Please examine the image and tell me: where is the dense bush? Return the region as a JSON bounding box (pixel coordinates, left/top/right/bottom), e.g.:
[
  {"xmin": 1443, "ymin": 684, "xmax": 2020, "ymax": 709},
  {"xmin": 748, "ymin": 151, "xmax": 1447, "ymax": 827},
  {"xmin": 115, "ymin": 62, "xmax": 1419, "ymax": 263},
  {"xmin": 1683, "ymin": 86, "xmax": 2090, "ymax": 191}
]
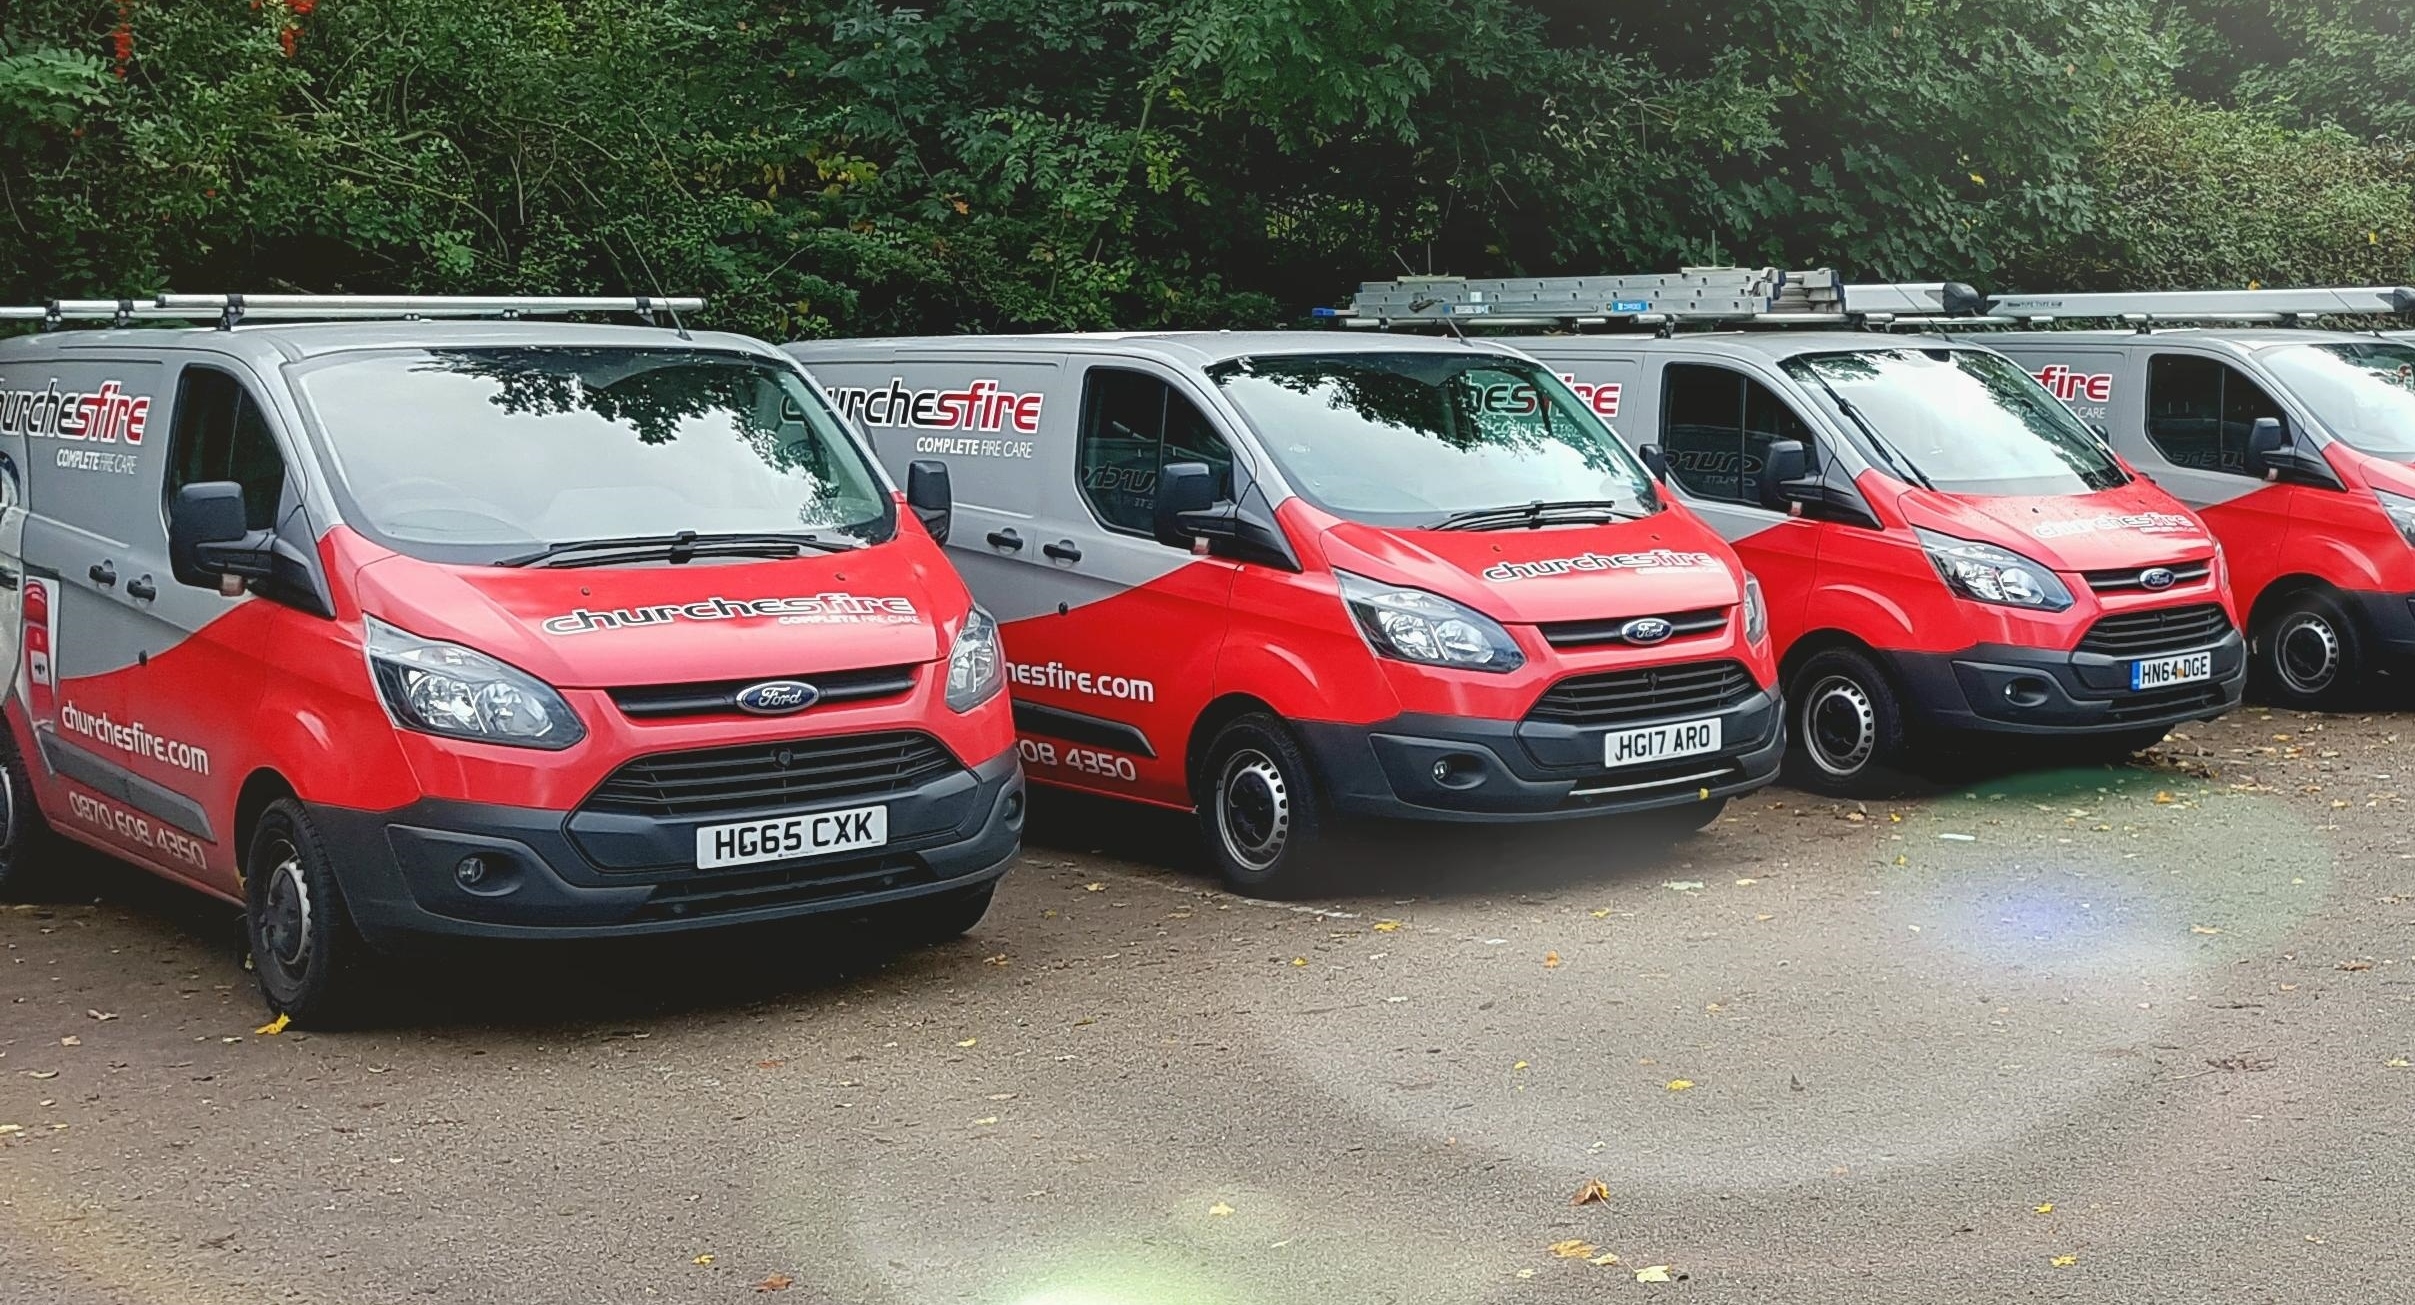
[{"xmin": 0, "ymin": 1, "xmax": 2409, "ymax": 335}]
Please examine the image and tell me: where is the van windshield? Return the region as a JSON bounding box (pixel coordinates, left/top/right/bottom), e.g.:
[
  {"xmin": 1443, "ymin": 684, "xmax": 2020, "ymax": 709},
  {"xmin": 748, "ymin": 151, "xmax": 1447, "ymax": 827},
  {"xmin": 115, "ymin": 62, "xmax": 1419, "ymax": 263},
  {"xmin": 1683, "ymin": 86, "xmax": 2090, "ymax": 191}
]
[
  {"xmin": 2259, "ymin": 341, "xmax": 2415, "ymax": 458},
  {"xmin": 293, "ymin": 347, "xmax": 893, "ymax": 563},
  {"xmin": 1781, "ymin": 347, "xmax": 2129, "ymax": 496},
  {"xmin": 1202, "ymin": 352, "xmax": 1659, "ymax": 527}
]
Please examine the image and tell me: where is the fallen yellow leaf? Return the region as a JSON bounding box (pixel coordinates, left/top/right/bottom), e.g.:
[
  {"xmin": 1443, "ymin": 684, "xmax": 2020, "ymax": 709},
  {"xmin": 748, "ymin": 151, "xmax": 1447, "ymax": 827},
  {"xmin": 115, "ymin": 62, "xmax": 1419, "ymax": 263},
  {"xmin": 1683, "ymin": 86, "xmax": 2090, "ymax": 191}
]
[
  {"xmin": 1543, "ymin": 951, "xmax": 1562, "ymax": 969},
  {"xmin": 1514, "ymin": 1269, "xmax": 1536, "ymax": 1280},
  {"xmin": 1635, "ymin": 1265, "xmax": 1675, "ymax": 1283},
  {"xmin": 972, "ymin": 1116, "xmax": 998, "ymax": 1125},
  {"xmin": 755, "ymin": 1274, "xmax": 795, "ymax": 1293},
  {"xmin": 1589, "ymin": 1252, "xmax": 1622, "ymax": 1266},
  {"xmin": 2035, "ymin": 1202, "xmax": 2055, "ymax": 1214},
  {"xmin": 254, "ymin": 1014, "xmax": 290, "ymax": 1036},
  {"xmin": 1372, "ymin": 920, "xmax": 1401, "ymax": 933},
  {"xmin": 2387, "ymin": 1058, "xmax": 2410, "ymax": 1068},
  {"xmin": 2050, "ymin": 1255, "xmax": 2077, "ymax": 1268},
  {"xmin": 1571, "ymin": 1178, "xmax": 1612, "ymax": 1206},
  {"xmin": 2153, "ymin": 791, "xmax": 2174, "ymax": 804},
  {"xmin": 1290, "ymin": 957, "xmax": 1307, "ymax": 967},
  {"xmin": 693, "ymin": 1253, "xmax": 716, "ymax": 1266},
  {"xmin": 1083, "ymin": 882, "xmax": 1105, "ymax": 892},
  {"xmin": 2190, "ymin": 926, "xmax": 2221, "ymax": 936},
  {"xmin": 1589, "ymin": 908, "xmax": 1612, "ymax": 919},
  {"xmin": 1512, "ymin": 1060, "xmax": 1530, "ymax": 1070},
  {"xmin": 955, "ymin": 1038, "xmax": 977, "ymax": 1048},
  {"xmin": 1665, "ymin": 1079, "xmax": 1695, "ymax": 1092},
  {"xmin": 1549, "ymin": 1239, "xmax": 1596, "ymax": 1259},
  {"xmin": 1208, "ymin": 1202, "xmax": 1234, "ymax": 1217},
  {"xmin": 59, "ymin": 1036, "xmax": 80, "ymax": 1047}
]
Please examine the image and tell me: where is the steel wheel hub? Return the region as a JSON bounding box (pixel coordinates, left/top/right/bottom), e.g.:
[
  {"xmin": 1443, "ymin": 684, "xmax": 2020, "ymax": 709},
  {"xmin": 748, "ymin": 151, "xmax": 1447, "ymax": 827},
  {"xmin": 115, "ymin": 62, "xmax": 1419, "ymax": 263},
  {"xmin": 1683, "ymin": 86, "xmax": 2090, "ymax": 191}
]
[
  {"xmin": 1804, "ymin": 675, "xmax": 1879, "ymax": 776},
  {"xmin": 2275, "ymin": 614, "xmax": 2341, "ymax": 695},
  {"xmin": 259, "ymin": 843, "xmax": 314, "ymax": 972},
  {"xmin": 1217, "ymin": 749, "xmax": 1292, "ymax": 872}
]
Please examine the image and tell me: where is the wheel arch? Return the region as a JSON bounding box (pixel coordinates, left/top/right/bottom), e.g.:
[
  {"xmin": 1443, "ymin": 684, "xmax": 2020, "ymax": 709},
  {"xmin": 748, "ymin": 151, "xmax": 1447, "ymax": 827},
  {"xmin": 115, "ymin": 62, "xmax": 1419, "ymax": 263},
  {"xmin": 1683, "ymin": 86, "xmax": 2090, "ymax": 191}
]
[
  {"xmin": 1182, "ymin": 691, "xmax": 1283, "ymax": 804},
  {"xmin": 233, "ymin": 768, "xmax": 299, "ymax": 872}
]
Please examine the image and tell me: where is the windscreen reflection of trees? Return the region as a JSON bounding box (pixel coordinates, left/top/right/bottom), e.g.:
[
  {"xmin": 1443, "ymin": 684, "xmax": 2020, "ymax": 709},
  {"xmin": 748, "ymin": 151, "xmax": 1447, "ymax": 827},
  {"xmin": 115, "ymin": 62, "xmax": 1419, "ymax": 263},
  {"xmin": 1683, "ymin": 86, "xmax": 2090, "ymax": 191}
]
[
  {"xmin": 1206, "ymin": 355, "xmax": 1633, "ymax": 480},
  {"xmin": 1790, "ymin": 350, "xmax": 2123, "ymax": 490},
  {"xmin": 412, "ymin": 349, "xmax": 856, "ymax": 529}
]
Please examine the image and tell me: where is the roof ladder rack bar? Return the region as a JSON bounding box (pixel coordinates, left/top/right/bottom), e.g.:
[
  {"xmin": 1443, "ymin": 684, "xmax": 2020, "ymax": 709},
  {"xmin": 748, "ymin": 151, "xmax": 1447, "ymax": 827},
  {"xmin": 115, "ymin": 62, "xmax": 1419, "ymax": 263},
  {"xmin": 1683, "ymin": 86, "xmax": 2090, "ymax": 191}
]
[
  {"xmin": 1318, "ymin": 269, "xmax": 1979, "ymax": 329},
  {"xmin": 1987, "ymin": 286, "xmax": 2415, "ymax": 324}
]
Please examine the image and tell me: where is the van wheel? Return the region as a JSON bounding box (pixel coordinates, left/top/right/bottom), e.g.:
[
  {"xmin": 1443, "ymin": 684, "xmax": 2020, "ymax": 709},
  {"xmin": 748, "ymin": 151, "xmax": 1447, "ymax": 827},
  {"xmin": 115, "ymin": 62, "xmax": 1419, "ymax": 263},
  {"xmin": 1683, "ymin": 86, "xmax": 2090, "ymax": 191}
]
[
  {"xmin": 1785, "ymin": 649, "xmax": 1916, "ymax": 797},
  {"xmin": 246, "ymin": 798, "xmax": 373, "ymax": 1027},
  {"xmin": 2253, "ymin": 590, "xmax": 2364, "ymax": 710},
  {"xmin": 890, "ymin": 882, "xmax": 996, "ymax": 946},
  {"xmin": 1196, "ymin": 714, "xmax": 1330, "ymax": 898},
  {"xmin": 0, "ymin": 728, "xmax": 61, "ymax": 897}
]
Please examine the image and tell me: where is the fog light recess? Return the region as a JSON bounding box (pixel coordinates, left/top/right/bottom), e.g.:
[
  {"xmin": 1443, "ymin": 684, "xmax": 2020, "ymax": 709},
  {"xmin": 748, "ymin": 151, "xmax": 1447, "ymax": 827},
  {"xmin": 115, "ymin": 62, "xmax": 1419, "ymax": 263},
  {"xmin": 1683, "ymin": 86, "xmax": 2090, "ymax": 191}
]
[
  {"xmin": 2003, "ymin": 677, "xmax": 2053, "ymax": 709},
  {"xmin": 1430, "ymin": 754, "xmax": 1486, "ymax": 789}
]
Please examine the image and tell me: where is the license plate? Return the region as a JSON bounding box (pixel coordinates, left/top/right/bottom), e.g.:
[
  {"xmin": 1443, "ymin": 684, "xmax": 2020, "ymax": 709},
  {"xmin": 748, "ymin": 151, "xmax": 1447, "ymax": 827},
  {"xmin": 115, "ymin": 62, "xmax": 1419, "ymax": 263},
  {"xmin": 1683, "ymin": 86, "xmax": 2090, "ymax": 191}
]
[
  {"xmin": 2130, "ymin": 651, "xmax": 2213, "ymax": 690},
  {"xmin": 695, "ymin": 804, "xmax": 888, "ymax": 869},
  {"xmin": 1604, "ymin": 716, "xmax": 1723, "ymax": 768}
]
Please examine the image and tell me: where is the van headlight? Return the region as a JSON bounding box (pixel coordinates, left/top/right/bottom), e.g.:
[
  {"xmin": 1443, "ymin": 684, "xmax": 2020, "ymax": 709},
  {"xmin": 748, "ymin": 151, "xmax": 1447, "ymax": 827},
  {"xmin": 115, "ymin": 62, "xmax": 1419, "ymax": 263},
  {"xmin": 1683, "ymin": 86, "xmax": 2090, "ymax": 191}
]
[
  {"xmin": 365, "ymin": 616, "xmax": 585, "ymax": 749},
  {"xmin": 1743, "ymin": 574, "xmax": 1768, "ymax": 645},
  {"xmin": 946, "ymin": 605, "xmax": 1005, "ymax": 711},
  {"xmin": 1917, "ymin": 530, "xmax": 2074, "ymax": 612},
  {"xmin": 1337, "ymin": 570, "xmax": 1524, "ymax": 673},
  {"xmin": 2377, "ymin": 490, "xmax": 2415, "ymax": 549}
]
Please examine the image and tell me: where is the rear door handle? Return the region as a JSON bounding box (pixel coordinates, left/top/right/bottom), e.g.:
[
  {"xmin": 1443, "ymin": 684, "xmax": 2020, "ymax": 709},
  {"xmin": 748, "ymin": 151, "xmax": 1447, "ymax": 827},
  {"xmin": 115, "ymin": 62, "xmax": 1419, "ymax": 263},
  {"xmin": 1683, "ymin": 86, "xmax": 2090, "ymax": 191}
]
[
  {"xmin": 1041, "ymin": 540, "xmax": 1082, "ymax": 563},
  {"xmin": 986, "ymin": 529, "xmax": 1024, "ymax": 552},
  {"xmin": 89, "ymin": 560, "xmax": 116, "ymax": 587},
  {"xmin": 125, "ymin": 575, "xmax": 157, "ymax": 602}
]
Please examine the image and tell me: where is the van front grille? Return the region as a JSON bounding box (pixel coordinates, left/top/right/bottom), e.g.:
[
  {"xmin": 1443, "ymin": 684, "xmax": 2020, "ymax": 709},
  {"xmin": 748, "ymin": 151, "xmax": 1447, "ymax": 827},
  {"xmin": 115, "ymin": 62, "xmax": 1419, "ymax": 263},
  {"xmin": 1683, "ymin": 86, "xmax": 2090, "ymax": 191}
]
[
  {"xmin": 582, "ymin": 731, "xmax": 960, "ymax": 820},
  {"xmin": 2082, "ymin": 561, "xmax": 2212, "ymax": 594},
  {"xmin": 1525, "ymin": 660, "xmax": 1758, "ymax": 728},
  {"xmin": 608, "ymin": 664, "xmax": 917, "ymax": 719},
  {"xmin": 2076, "ymin": 604, "xmax": 2232, "ymax": 657},
  {"xmin": 1537, "ymin": 607, "xmax": 1730, "ymax": 650}
]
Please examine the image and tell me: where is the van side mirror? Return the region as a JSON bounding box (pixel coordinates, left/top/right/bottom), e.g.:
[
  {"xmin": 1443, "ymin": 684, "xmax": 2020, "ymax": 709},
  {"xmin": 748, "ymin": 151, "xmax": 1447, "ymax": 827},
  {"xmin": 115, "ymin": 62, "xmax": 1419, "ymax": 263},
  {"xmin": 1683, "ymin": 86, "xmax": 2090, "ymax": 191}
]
[
  {"xmin": 1758, "ymin": 439, "xmax": 1813, "ymax": 511},
  {"xmin": 1153, "ymin": 461, "xmax": 1219, "ymax": 548},
  {"xmin": 2246, "ymin": 417, "xmax": 2288, "ymax": 472},
  {"xmin": 168, "ymin": 482, "xmax": 272, "ymax": 589},
  {"xmin": 1636, "ymin": 442, "xmax": 1671, "ymax": 483},
  {"xmin": 905, "ymin": 459, "xmax": 952, "ymax": 544},
  {"xmin": 2244, "ymin": 416, "xmax": 2339, "ymax": 487}
]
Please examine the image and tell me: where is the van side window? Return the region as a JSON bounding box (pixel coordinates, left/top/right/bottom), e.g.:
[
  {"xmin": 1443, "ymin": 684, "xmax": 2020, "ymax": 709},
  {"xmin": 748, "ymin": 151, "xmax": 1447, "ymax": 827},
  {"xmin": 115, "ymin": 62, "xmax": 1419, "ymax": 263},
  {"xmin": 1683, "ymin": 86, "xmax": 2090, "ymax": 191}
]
[
  {"xmin": 2146, "ymin": 355, "xmax": 2286, "ymax": 475},
  {"xmin": 167, "ymin": 367, "xmax": 286, "ymax": 530},
  {"xmin": 1660, "ymin": 364, "xmax": 1814, "ymax": 506},
  {"xmin": 1076, "ymin": 368, "xmax": 1234, "ymax": 537}
]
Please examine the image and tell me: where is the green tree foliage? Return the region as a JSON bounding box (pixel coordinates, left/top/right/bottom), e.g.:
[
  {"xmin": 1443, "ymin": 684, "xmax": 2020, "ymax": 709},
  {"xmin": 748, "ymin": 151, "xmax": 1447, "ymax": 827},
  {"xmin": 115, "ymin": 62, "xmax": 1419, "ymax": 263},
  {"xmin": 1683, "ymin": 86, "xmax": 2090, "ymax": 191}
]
[{"xmin": 0, "ymin": 1, "xmax": 2410, "ymax": 334}]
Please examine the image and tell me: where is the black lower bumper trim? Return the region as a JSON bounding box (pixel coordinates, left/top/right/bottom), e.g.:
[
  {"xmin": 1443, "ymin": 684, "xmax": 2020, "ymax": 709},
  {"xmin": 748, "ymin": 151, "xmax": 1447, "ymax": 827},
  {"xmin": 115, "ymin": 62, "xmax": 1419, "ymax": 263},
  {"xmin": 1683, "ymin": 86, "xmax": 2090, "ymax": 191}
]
[
  {"xmin": 1293, "ymin": 692, "xmax": 1784, "ymax": 823},
  {"xmin": 311, "ymin": 748, "xmax": 1024, "ymax": 944},
  {"xmin": 2345, "ymin": 589, "xmax": 2415, "ymax": 661},
  {"xmin": 1885, "ymin": 630, "xmax": 2246, "ymax": 735}
]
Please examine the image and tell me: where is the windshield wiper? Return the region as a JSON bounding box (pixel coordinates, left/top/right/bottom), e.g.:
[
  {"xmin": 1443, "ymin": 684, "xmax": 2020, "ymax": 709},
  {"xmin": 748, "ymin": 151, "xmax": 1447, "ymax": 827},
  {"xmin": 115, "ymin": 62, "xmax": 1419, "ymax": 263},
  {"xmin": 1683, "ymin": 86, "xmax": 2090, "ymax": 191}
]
[
  {"xmin": 1432, "ymin": 499, "xmax": 1639, "ymax": 531},
  {"xmin": 496, "ymin": 530, "xmax": 860, "ymax": 568}
]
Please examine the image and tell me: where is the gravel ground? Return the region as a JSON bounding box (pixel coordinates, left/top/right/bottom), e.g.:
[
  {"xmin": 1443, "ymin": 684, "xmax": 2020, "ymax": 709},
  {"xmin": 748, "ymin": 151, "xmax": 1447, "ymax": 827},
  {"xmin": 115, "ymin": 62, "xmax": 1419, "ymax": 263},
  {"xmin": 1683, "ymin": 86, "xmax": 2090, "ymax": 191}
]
[{"xmin": 4, "ymin": 703, "xmax": 2412, "ymax": 1305}]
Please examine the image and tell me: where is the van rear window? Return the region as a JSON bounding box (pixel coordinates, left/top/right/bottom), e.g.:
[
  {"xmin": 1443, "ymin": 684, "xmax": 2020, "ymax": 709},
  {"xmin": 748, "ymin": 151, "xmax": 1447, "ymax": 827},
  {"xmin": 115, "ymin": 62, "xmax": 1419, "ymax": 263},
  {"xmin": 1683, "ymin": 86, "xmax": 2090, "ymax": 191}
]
[{"xmin": 293, "ymin": 347, "xmax": 893, "ymax": 563}]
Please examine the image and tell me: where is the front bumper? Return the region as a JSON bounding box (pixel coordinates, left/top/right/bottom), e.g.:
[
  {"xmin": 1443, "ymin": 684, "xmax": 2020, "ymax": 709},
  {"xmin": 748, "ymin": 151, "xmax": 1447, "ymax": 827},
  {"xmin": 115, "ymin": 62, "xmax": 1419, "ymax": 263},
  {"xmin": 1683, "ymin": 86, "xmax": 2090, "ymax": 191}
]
[
  {"xmin": 2345, "ymin": 589, "xmax": 2415, "ymax": 663},
  {"xmin": 1293, "ymin": 690, "xmax": 1784, "ymax": 823},
  {"xmin": 313, "ymin": 747, "xmax": 1024, "ymax": 945},
  {"xmin": 1887, "ymin": 630, "xmax": 2246, "ymax": 735}
]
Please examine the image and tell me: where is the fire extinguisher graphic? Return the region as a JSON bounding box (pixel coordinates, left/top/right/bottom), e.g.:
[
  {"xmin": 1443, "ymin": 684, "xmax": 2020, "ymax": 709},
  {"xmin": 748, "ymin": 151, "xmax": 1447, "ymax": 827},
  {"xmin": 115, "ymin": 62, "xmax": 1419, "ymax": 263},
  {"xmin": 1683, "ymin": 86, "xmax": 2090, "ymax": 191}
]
[{"xmin": 23, "ymin": 576, "xmax": 54, "ymax": 726}]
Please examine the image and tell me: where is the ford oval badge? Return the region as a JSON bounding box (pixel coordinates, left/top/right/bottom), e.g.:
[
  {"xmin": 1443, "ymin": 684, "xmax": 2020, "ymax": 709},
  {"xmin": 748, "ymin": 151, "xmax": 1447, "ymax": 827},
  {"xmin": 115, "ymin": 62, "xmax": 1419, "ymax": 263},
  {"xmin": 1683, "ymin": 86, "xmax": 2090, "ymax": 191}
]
[
  {"xmin": 1621, "ymin": 616, "xmax": 1675, "ymax": 645},
  {"xmin": 2138, "ymin": 567, "xmax": 2177, "ymax": 591},
  {"xmin": 736, "ymin": 680, "xmax": 820, "ymax": 715}
]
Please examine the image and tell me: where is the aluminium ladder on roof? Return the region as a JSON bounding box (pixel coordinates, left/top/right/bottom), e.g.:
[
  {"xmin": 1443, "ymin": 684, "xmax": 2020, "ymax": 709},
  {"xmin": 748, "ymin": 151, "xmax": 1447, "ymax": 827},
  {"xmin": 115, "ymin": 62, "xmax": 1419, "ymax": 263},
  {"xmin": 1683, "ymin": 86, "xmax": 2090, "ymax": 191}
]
[
  {"xmin": 1985, "ymin": 286, "xmax": 2415, "ymax": 325},
  {"xmin": 1317, "ymin": 268, "xmax": 1984, "ymax": 328},
  {"xmin": 2, "ymin": 294, "xmax": 706, "ymax": 330}
]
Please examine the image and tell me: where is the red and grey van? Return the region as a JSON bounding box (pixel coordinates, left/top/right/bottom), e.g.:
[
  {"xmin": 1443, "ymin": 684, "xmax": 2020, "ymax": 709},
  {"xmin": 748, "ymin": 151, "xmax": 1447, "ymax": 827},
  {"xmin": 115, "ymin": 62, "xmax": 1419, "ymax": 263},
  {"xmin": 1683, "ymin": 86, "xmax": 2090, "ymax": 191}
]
[
  {"xmin": 0, "ymin": 296, "xmax": 1022, "ymax": 1022},
  {"xmin": 1436, "ymin": 272, "xmax": 2247, "ymax": 793},
  {"xmin": 786, "ymin": 332, "xmax": 1782, "ymax": 894},
  {"xmin": 1983, "ymin": 287, "xmax": 2415, "ymax": 707}
]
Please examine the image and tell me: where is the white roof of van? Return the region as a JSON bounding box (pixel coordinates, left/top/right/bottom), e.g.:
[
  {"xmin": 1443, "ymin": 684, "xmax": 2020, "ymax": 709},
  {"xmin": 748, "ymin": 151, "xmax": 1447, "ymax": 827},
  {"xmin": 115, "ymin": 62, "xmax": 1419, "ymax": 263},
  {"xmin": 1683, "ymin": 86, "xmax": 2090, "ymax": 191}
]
[{"xmin": 783, "ymin": 330, "xmax": 1533, "ymax": 369}]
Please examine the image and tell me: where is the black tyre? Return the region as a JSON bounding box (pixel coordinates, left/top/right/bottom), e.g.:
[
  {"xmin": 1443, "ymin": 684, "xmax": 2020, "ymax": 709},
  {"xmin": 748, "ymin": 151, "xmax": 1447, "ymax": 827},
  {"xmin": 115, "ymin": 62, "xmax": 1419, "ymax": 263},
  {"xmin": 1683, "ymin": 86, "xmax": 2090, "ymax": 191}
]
[
  {"xmin": 2253, "ymin": 589, "xmax": 2365, "ymax": 711},
  {"xmin": 1785, "ymin": 648, "xmax": 1918, "ymax": 797},
  {"xmin": 0, "ymin": 727, "xmax": 62, "ymax": 898},
  {"xmin": 889, "ymin": 882, "xmax": 996, "ymax": 946},
  {"xmin": 1194, "ymin": 713, "xmax": 1331, "ymax": 898},
  {"xmin": 245, "ymin": 798, "xmax": 373, "ymax": 1027},
  {"xmin": 1630, "ymin": 795, "xmax": 1730, "ymax": 841}
]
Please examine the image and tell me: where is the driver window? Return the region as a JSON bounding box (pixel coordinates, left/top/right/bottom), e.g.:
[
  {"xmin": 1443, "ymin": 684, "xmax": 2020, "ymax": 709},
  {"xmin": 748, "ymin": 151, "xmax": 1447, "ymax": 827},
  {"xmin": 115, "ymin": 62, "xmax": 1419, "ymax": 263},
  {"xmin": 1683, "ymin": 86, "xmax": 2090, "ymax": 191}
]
[
  {"xmin": 1661, "ymin": 363, "xmax": 1815, "ymax": 506},
  {"xmin": 1076, "ymin": 368, "xmax": 1233, "ymax": 538},
  {"xmin": 2146, "ymin": 355, "xmax": 2285, "ymax": 475},
  {"xmin": 167, "ymin": 366, "xmax": 287, "ymax": 531}
]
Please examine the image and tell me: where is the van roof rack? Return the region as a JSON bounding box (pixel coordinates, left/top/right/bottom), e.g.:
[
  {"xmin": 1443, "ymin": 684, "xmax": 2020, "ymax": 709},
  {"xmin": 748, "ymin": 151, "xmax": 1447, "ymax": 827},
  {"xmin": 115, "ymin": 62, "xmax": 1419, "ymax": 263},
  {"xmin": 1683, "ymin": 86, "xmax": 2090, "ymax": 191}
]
[
  {"xmin": 1984, "ymin": 286, "xmax": 2415, "ymax": 327},
  {"xmin": 1314, "ymin": 269, "xmax": 1988, "ymax": 331},
  {"xmin": 3, "ymin": 294, "xmax": 705, "ymax": 331}
]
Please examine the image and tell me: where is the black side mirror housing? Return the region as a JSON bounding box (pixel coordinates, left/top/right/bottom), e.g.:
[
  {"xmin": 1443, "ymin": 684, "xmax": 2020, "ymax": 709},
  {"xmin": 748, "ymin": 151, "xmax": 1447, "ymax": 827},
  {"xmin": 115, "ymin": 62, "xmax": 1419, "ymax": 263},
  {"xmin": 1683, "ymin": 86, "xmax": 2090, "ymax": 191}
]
[
  {"xmin": 905, "ymin": 459, "xmax": 952, "ymax": 544},
  {"xmin": 168, "ymin": 482, "xmax": 272, "ymax": 589},
  {"xmin": 1636, "ymin": 442, "xmax": 1671, "ymax": 484},
  {"xmin": 2245, "ymin": 417, "xmax": 2288, "ymax": 474},
  {"xmin": 2244, "ymin": 416, "xmax": 2339, "ymax": 487},
  {"xmin": 1153, "ymin": 461, "xmax": 1219, "ymax": 548},
  {"xmin": 1758, "ymin": 439, "xmax": 1812, "ymax": 511}
]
